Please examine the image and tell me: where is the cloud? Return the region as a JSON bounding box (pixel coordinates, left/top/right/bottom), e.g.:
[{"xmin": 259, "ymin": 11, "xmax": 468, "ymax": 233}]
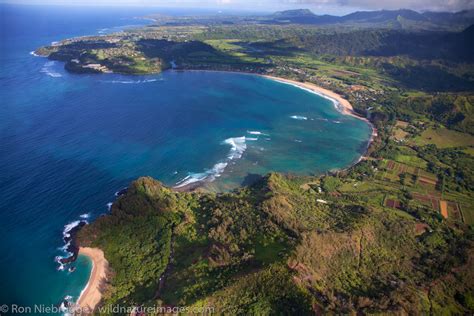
[
  {"xmin": 4, "ymin": 0, "xmax": 474, "ymax": 13},
  {"xmin": 283, "ymin": 0, "xmax": 474, "ymax": 12}
]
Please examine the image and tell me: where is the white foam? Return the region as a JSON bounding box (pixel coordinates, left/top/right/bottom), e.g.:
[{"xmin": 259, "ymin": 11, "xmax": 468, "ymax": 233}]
[
  {"xmin": 333, "ymin": 120, "xmax": 341, "ymax": 124},
  {"xmin": 271, "ymin": 78, "xmax": 344, "ymax": 113},
  {"xmin": 59, "ymin": 241, "xmax": 71, "ymax": 253},
  {"xmin": 107, "ymin": 202, "xmax": 112, "ymax": 211},
  {"xmin": 224, "ymin": 136, "xmax": 247, "ymax": 160},
  {"xmin": 290, "ymin": 115, "xmax": 308, "ymax": 120},
  {"xmin": 59, "ymin": 301, "xmax": 68, "ymax": 313},
  {"xmin": 247, "ymin": 130, "xmax": 269, "ymax": 136},
  {"xmin": 175, "ymin": 162, "xmax": 228, "ymax": 188},
  {"xmin": 79, "ymin": 213, "xmax": 90, "ymax": 219},
  {"xmin": 175, "ymin": 136, "xmax": 248, "ymax": 188},
  {"xmin": 114, "ymin": 187, "xmax": 127, "ymax": 196},
  {"xmin": 55, "ymin": 217, "xmax": 89, "ymax": 270},
  {"xmin": 29, "ymin": 51, "xmax": 40, "ymax": 57},
  {"xmin": 103, "ymin": 78, "xmax": 160, "ymax": 84},
  {"xmin": 40, "ymin": 61, "xmax": 62, "ymax": 77},
  {"xmin": 245, "ymin": 137, "xmax": 258, "ymax": 141},
  {"xmin": 294, "ymin": 139, "xmax": 303, "ymax": 143},
  {"xmin": 55, "ymin": 255, "xmax": 68, "ymax": 271},
  {"xmin": 63, "ymin": 220, "xmax": 81, "ymax": 239}
]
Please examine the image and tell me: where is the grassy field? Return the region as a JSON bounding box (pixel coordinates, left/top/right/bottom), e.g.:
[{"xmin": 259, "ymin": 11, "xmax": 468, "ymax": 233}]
[
  {"xmin": 413, "ymin": 127, "xmax": 474, "ymax": 148},
  {"xmin": 462, "ymin": 206, "xmax": 474, "ymax": 225},
  {"xmin": 393, "ymin": 153, "xmax": 427, "ymax": 168}
]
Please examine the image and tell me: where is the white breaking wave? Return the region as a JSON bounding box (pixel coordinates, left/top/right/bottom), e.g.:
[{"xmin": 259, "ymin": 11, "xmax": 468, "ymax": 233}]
[
  {"xmin": 79, "ymin": 213, "xmax": 90, "ymax": 219},
  {"xmin": 107, "ymin": 202, "xmax": 113, "ymax": 211},
  {"xmin": 40, "ymin": 61, "xmax": 62, "ymax": 77},
  {"xmin": 59, "ymin": 240, "xmax": 71, "ymax": 252},
  {"xmin": 290, "ymin": 115, "xmax": 308, "ymax": 120},
  {"xmin": 246, "ymin": 137, "xmax": 258, "ymax": 141},
  {"xmin": 247, "ymin": 130, "xmax": 269, "ymax": 136},
  {"xmin": 114, "ymin": 187, "xmax": 128, "ymax": 196},
  {"xmin": 224, "ymin": 136, "xmax": 247, "ymax": 160},
  {"xmin": 175, "ymin": 136, "xmax": 248, "ymax": 188},
  {"xmin": 63, "ymin": 220, "xmax": 81, "ymax": 239},
  {"xmin": 29, "ymin": 51, "xmax": 40, "ymax": 57},
  {"xmin": 103, "ymin": 78, "xmax": 160, "ymax": 84},
  {"xmin": 270, "ymin": 78, "xmax": 344, "ymax": 113},
  {"xmin": 55, "ymin": 217, "xmax": 88, "ymax": 271},
  {"xmin": 175, "ymin": 162, "xmax": 228, "ymax": 188}
]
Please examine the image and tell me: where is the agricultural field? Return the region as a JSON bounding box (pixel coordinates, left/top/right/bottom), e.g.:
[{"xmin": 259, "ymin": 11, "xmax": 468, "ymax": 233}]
[
  {"xmin": 462, "ymin": 206, "xmax": 474, "ymax": 225},
  {"xmin": 371, "ymin": 158, "xmax": 471, "ymax": 224},
  {"xmin": 390, "ymin": 120, "xmax": 410, "ymax": 142},
  {"xmin": 30, "ymin": 11, "xmax": 474, "ymax": 314},
  {"xmin": 413, "ymin": 126, "xmax": 474, "ymax": 148}
]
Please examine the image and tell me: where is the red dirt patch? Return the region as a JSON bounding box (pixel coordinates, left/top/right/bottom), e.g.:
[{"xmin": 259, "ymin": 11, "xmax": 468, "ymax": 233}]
[
  {"xmin": 387, "ymin": 160, "xmax": 395, "ymax": 170},
  {"xmin": 385, "ymin": 199, "xmax": 401, "ymax": 209},
  {"xmin": 415, "ymin": 223, "xmax": 430, "ymax": 235},
  {"xmin": 439, "ymin": 200, "xmax": 448, "ymax": 218},
  {"xmin": 447, "ymin": 202, "xmax": 462, "ymax": 221},
  {"xmin": 419, "ymin": 176, "xmax": 437, "ymax": 186},
  {"xmin": 413, "ymin": 193, "xmax": 440, "ymax": 212}
]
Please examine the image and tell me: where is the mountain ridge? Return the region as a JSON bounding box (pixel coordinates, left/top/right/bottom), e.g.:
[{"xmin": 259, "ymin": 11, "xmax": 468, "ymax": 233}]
[{"xmin": 269, "ymin": 8, "xmax": 474, "ymax": 30}]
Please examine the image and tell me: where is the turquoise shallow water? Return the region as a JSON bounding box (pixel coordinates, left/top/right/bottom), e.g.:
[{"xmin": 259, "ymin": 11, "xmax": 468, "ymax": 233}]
[{"xmin": 0, "ymin": 4, "xmax": 371, "ymax": 312}]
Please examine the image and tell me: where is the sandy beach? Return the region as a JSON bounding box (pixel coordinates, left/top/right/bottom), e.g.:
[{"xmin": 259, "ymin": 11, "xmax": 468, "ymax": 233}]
[
  {"xmin": 263, "ymin": 75, "xmax": 377, "ymax": 142},
  {"xmin": 75, "ymin": 72, "xmax": 379, "ymax": 303},
  {"xmin": 263, "ymin": 75, "xmax": 359, "ymax": 119},
  {"xmin": 170, "ymin": 71, "xmax": 377, "ymax": 193},
  {"xmin": 76, "ymin": 247, "xmax": 108, "ymax": 312},
  {"xmin": 182, "ymin": 70, "xmax": 371, "ymax": 124}
]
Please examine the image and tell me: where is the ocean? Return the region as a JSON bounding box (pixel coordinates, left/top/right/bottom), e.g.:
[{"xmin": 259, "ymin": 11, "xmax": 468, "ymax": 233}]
[{"xmin": 0, "ymin": 4, "xmax": 371, "ymax": 312}]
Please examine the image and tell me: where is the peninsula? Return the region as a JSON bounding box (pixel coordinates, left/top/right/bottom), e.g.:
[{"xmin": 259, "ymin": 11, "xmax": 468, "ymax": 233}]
[{"xmin": 37, "ymin": 9, "xmax": 474, "ymax": 315}]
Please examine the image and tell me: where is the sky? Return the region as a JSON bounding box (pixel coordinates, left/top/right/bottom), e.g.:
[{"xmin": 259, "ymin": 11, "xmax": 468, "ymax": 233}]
[{"xmin": 2, "ymin": 0, "xmax": 474, "ymax": 15}]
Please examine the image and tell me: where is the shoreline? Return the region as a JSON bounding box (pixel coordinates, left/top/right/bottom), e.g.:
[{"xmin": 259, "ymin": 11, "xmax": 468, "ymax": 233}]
[
  {"xmin": 262, "ymin": 75, "xmax": 363, "ymax": 121},
  {"xmin": 260, "ymin": 74, "xmax": 377, "ymax": 161},
  {"xmin": 178, "ymin": 69, "xmax": 376, "ymax": 136},
  {"xmin": 76, "ymin": 247, "xmax": 108, "ymax": 312},
  {"xmin": 171, "ymin": 70, "xmax": 377, "ymax": 192},
  {"xmin": 73, "ymin": 71, "xmax": 378, "ymax": 304}
]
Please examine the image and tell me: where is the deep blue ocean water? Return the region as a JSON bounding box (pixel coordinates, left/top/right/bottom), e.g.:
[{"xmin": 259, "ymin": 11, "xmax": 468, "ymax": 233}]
[{"xmin": 0, "ymin": 4, "xmax": 371, "ymax": 312}]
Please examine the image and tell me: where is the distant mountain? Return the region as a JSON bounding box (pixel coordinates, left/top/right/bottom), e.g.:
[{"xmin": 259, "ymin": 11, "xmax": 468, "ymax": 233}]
[
  {"xmin": 341, "ymin": 9, "xmax": 427, "ymax": 23},
  {"xmin": 422, "ymin": 10, "xmax": 474, "ymax": 25},
  {"xmin": 268, "ymin": 8, "xmax": 474, "ymax": 30},
  {"xmin": 270, "ymin": 9, "xmax": 339, "ymax": 24},
  {"xmin": 456, "ymin": 24, "xmax": 474, "ymax": 60},
  {"xmin": 272, "ymin": 9, "xmax": 314, "ymax": 18}
]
